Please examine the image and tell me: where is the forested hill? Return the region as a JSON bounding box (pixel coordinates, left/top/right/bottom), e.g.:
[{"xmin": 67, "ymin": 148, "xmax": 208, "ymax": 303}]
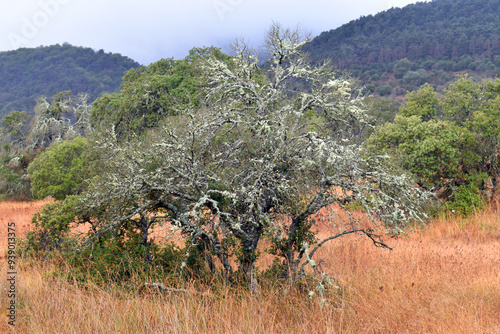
[
  {"xmin": 0, "ymin": 44, "xmax": 140, "ymax": 118},
  {"xmin": 303, "ymin": 0, "xmax": 500, "ymax": 97}
]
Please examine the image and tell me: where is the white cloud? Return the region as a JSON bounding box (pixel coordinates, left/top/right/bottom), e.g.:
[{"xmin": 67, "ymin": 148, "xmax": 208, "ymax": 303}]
[{"xmin": 0, "ymin": 0, "xmax": 424, "ymax": 64}]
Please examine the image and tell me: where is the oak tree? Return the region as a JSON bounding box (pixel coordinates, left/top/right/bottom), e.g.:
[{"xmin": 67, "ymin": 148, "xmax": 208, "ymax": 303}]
[{"xmin": 42, "ymin": 24, "xmax": 430, "ymax": 287}]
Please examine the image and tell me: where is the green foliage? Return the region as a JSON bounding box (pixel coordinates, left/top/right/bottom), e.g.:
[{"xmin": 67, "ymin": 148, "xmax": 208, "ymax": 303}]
[
  {"xmin": 27, "ymin": 137, "xmax": 93, "ymax": 200},
  {"xmin": 363, "ymin": 97, "xmax": 399, "ymax": 125},
  {"xmin": 0, "ymin": 161, "xmax": 31, "ymax": 200},
  {"xmin": 393, "ymin": 59, "xmax": 415, "ymax": 79},
  {"xmin": 367, "ymin": 76, "xmax": 500, "ymax": 213},
  {"xmin": 303, "ymin": 0, "xmax": 500, "ymax": 96},
  {"xmin": 444, "ymin": 184, "xmax": 487, "ymax": 216},
  {"xmin": 0, "ymin": 44, "xmax": 140, "ymax": 119},
  {"xmin": 20, "ymin": 197, "xmax": 79, "ymax": 255},
  {"xmin": 65, "ymin": 233, "xmax": 184, "ymax": 285},
  {"xmin": 44, "ymin": 91, "xmax": 71, "ymax": 119},
  {"xmin": 402, "ymin": 70, "xmax": 430, "ymax": 89},
  {"xmin": 376, "ymin": 85, "xmax": 393, "ymax": 96},
  {"xmin": 91, "ymin": 47, "xmax": 230, "ymax": 136},
  {"xmin": 367, "ymin": 115, "xmax": 478, "ymax": 189},
  {"xmin": 269, "ymin": 216, "xmax": 317, "ymax": 260},
  {"xmin": 443, "ymin": 77, "xmax": 500, "ymax": 188},
  {"xmin": 2, "ymin": 111, "xmax": 28, "ymax": 136},
  {"xmin": 21, "ymin": 195, "xmax": 189, "ymax": 285},
  {"xmin": 399, "ymin": 83, "xmax": 440, "ymax": 121},
  {"xmin": 1, "ymin": 111, "xmax": 29, "ymax": 159}
]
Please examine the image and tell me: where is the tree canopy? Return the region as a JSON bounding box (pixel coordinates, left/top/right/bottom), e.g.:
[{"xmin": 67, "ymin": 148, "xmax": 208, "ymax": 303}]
[
  {"xmin": 367, "ymin": 75, "xmax": 500, "ymax": 213},
  {"xmin": 90, "ymin": 47, "xmax": 230, "ymax": 136},
  {"xmin": 27, "ymin": 136, "xmax": 93, "ymax": 200}
]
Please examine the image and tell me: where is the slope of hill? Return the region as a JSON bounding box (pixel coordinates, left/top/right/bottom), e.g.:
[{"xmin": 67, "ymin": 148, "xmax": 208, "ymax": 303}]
[
  {"xmin": 303, "ymin": 0, "xmax": 500, "ymax": 96},
  {"xmin": 0, "ymin": 43, "xmax": 141, "ymax": 118}
]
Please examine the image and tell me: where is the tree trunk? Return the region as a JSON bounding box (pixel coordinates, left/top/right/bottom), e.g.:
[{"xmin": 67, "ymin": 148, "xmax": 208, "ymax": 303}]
[
  {"xmin": 139, "ymin": 216, "xmax": 151, "ymax": 265},
  {"xmin": 238, "ymin": 224, "xmax": 263, "ymax": 289}
]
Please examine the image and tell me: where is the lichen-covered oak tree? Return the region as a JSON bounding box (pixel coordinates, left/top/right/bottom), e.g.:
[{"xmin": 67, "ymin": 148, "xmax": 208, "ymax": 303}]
[
  {"xmin": 28, "ymin": 91, "xmax": 93, "ymax": 150},
  {"xmin": 70, "ymin": 24, "xmax": 430, "ymax": 286}
]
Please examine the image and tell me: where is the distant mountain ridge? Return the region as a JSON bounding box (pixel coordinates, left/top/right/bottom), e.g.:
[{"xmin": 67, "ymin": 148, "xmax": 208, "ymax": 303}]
[
  {"xmin": 303, "ymin": 0, "xmax": 500, "ymax": 96},
  {"xmin": 2, "ymin": 0, "xmax": 499, "ymax": 117},
  {"xmin": 0, "ymin": 43, "xmax": 141, "ymax": 118}
]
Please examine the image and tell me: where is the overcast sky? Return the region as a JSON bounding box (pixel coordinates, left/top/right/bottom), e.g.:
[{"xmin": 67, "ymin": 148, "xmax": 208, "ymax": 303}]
[{"xmin": 0, "ymin": 0, "xmax": 425, "ymax": 65}]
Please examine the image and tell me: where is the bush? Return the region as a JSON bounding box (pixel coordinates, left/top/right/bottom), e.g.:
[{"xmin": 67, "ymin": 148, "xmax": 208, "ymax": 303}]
[
  {"xmin": 402, "ymin": 69, "xmax": 430, "ymax": 87},
  {"xmin": 64, "ymin": 237, "xmax": 185, "ymax": 285},
  {"xmin": 444, "ymin": 173, "xmax": 489, "ymax": 216},
  {"xmin": 376, "ymin": 85, "xmax": 393, "ymax": 96},
  {"xmin": 20, "ymin": 197, "xmax": 79, "ymax": 256},
  {"xmin": 445, "ymin": 184, "xmax": 487, "ymax": 216},
  {"xmin": 27, "ymin": 137, "xmax": 93, "ymax": 200},
  {"xmin": 0, "ymin": 162, "xmax": 31, "ymax": 200},
  {"xmin": 393, "ymin": 58, "xmax": 414, "ymax": 79}
]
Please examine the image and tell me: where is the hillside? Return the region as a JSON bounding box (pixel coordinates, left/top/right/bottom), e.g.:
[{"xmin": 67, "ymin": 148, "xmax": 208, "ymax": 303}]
[
  {"xmin": 0, "ymin": 43, "xmax": 140, "ymax": 118},
  {"xmin": 303, "ymin": 0, "xmax": 500, "ymax": 97}
]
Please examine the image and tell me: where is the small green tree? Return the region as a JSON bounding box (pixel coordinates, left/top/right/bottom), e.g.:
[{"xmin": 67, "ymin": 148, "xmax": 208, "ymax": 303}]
[
  {"xmin": 399, "ymin": 83, "xmax": 440, "ymax": 121},
  {"xmin": 393, "ymin": 58, "xmax": 414, "ymax": 79},
  {"xmin": 366, "ymin": 114, "xmax": 478, "ymax": 191},
  {"xmin": 402, "ymin": 69, "xmax": 430, "ymax": 89},
  {"xmin": 442, "ymin": 76, "xmax": 500, "ymax": 185},
  {"xmin": 27, "ymin": 136, "xmax": 93, "ymax": 200},
  {"xmin": 21, "ymin": 196, "xmax": 80, "ymax": 254}
]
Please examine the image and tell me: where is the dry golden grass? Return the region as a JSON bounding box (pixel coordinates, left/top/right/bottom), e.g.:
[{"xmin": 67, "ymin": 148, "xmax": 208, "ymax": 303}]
[
  {"xmin": 1, "ymin": 201, "xmax": 499, "ymax": 333},
  {"xmin": 0, "ymin": 200, "xmax": 50, "ymax": 261}
]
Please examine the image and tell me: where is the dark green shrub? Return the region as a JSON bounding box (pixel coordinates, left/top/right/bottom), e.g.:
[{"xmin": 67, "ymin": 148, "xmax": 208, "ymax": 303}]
[
  {"xmin": 376, "ymin": 85, "xmax": 393, "ymax": 96},
  {"xmin": 445, "ymin": 184, "xmax": 487, "ymax": 216},
  {"xmin": 20, "ymin": 197, "xmax": 80, "ymax": 257},
  {"xmin": 64, "ymin": 236, "xmax": 185, "ymax": 285},
  {"xmin": 27, "ymin": 136, "xmax": 93, "ymax": 200}
]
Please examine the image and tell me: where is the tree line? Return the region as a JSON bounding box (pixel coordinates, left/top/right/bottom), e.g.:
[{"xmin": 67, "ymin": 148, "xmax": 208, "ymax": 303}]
[
  {"xmin": 302, "ymin": 0, "xmax": 500, "ymax": 96},
  {"xmin": 0, "ymin": 43, "xmax": 140, "ymax": 119}
]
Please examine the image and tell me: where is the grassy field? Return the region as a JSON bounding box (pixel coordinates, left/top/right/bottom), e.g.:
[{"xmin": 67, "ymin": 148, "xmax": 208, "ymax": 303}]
[{"xmin": 1, "ymin": 200, "xmax": 499, "ymax": 333}]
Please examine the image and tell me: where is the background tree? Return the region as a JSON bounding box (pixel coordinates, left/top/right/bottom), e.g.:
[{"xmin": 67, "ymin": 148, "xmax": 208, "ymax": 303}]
[
  {"xmin": 362, "ymin": 96, "xmax": 399, "ymax": 139},
  {"xmin": 442, "ymin": 76, "xmax": 500, "ymax": 200},
  {"xmin": 27, "ymin": 91, "xmax": 76, "ymax": 150},
  {"xmin": 367, "ymin": 76, "xmax": 500, "ymax": 213},
  {"xmin": 0, "ymin": 91, "xmax": 93, "ymax": 200},
  {"xmin": 393, "ymin": 58, "xmax": 414, "ymax": 79},
  {"xmin": 366, "ymin": 114, "xmax": 478, "ymax": 191},
  {"xmin": 1, "ymin": 111, "xmax": 29, "ymax": 155},
  {"xmin": 90, "ymin": 47, "xmax": 230, "ymax": 137},
  {"xmin": 27, "ymin": 136, "xmax": 94, "ymax": 200}
]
